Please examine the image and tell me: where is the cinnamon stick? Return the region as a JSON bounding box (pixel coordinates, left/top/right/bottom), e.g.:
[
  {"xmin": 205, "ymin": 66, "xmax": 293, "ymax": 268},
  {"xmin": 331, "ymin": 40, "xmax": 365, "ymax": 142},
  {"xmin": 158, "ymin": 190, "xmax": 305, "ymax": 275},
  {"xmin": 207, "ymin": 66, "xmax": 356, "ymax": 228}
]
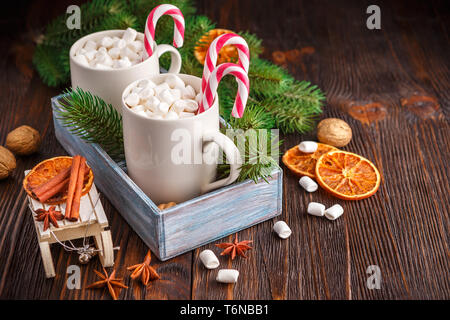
[
  {"xmin": 67, "ymin": 157, "xmax": 85, "ymax": 222},
  {"xmin": 32, "ymin": 167, "xmax": 71, "ymax": 198},
  {"xmin": 37, "ymin": 178, "xmax": 69, "ymax": 203},
  {"xmin": 64, "ymin": 155, "xmax": 82, "ymax": 220},
  {"xmin": 36, "ymin": 170, "xmax": 90, "ymax": 204}
]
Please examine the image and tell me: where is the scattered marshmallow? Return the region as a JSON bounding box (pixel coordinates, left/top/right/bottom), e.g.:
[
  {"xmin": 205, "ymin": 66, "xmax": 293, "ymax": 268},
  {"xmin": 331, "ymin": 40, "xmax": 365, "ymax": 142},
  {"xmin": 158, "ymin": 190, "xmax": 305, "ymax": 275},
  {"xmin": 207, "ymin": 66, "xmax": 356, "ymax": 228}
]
[
  {"xmin": 164, "ymin": 110, "xmax": 179, "ymax": 120},
  {"xmin": 324, "ymin": 204, "xmax": 344, "ymax": 220},
  {"xmin": 298, "ymin": 141, "xmax": 318, "ymax": 153},
  {"xmin": 299, "ymin": 176, "xmax": 318, "ymax": 192},
  {"xmin": 216, "ymin": 269, "xmax": 239, "ymax": 284},
  {"xmin": 199, "ymin": 250, "xmax": 220, "ymax": 269},
  {"xmin": 74, "ymin": 28, "xmax": 144, "ymax": 70},
  {"xmin": 307, "ymin": 202, "xmax": 325, "ymax": 217},
  {"xmin": 273, "ymin": 221, "xmax": 292, "ymax": 239}
]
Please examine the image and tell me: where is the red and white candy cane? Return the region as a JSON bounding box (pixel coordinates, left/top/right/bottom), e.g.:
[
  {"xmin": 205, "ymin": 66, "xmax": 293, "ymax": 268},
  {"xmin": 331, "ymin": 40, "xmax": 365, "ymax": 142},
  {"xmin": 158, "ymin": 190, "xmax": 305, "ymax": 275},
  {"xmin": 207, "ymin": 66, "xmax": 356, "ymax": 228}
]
[
  {"xmin": 201, "ymin": 33, "xmax": 250, "ymax": 95},
  {"xmin": 201, "ymin": 63, "xmax": 250, "ymax": 118},
  {"xmin": 144, "ymin": 4, "xmax": 185, "ymax": 58}
]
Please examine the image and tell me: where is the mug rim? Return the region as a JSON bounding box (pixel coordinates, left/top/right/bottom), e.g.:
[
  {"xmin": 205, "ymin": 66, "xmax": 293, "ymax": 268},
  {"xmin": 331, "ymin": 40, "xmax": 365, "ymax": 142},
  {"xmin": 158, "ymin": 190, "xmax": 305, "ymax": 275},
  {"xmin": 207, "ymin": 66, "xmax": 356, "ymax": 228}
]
[
  {"xmin": 69, "ymin": 29, "xmax": 157, "ymax": 73},
  {"xmin": 122, "ymin": 74, "xmax": 218, "ymax": 122}
]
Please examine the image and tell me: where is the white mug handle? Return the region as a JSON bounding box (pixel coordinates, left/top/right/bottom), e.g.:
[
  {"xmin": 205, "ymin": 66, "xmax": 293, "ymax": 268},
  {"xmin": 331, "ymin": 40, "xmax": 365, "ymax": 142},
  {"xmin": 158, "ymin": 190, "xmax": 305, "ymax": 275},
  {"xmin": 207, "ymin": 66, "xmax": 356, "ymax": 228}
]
[
  {"xmin": 201, "ymin": 131, "xmax": 242, "ymax": 193},
  {"xmin": 155, "ymin": 44, "xmax": 182, "ymax": 73}
]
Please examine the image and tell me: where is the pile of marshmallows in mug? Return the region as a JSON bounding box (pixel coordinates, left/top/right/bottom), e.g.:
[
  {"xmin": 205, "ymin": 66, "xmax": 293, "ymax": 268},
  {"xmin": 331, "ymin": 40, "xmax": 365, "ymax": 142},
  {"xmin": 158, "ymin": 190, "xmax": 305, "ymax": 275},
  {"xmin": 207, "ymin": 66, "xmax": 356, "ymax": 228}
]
[
  {"xmin": 124, "ymin": 74, "xmax": 201, "ymax": 120},
  {"xmin": 73, "ymin": 27, "xmax": 145, "ymax": 69}
]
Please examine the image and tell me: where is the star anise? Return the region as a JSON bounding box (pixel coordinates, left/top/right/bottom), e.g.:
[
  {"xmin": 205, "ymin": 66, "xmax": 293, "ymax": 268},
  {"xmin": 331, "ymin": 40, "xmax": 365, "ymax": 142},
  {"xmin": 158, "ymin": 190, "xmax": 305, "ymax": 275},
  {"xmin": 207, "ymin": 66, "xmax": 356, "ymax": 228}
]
[
  {"xmin": 35, "ymin": 206, "xmax": 64, "ymax": 231},
  {"xmin": 86, "ymin": 268, "xmax": 128, "ymax": 300},
  {"xmin": 216, "ymin": 234, "xmax": 253, "ymax": 260},
  {"xmin": 127, "ymin": 250, "xmax": 160, "ymax": 286}
]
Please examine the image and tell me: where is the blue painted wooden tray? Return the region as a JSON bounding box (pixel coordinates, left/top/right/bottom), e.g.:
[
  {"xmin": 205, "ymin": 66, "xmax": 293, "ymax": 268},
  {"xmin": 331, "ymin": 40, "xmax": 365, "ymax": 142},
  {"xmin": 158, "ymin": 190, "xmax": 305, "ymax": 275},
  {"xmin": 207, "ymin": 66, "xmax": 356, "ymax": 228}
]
[{"xmin": 52, "ymin": 95, "xmax": 282, "ymax": 261}]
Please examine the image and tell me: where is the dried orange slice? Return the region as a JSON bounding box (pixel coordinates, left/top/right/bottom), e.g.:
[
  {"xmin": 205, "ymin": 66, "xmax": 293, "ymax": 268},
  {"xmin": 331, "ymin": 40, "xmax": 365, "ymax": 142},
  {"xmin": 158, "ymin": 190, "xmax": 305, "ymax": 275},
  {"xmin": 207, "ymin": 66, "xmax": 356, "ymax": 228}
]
[
  {"xmin": 315, "ymin": 150, "xmax": 380, "ymax": 200},
  {"xmin": 282, "ymin": 143, "xmax": 337, "ymax": 178},
  {"xmin": 194, "ymin": 29, "xmax": 239, "ymax": 65},
  {"xmin": 23, "ymin": 156, "xmax": 93, "ymax": 204}
]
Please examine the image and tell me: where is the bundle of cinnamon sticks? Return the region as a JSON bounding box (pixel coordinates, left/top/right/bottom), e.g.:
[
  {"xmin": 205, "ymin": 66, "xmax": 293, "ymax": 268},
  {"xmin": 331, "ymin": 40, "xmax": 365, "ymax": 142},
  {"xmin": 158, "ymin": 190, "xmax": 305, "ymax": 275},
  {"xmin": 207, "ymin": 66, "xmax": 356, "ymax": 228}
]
[{"xmin": 32, "ymin": 155, "xmax": 88, "ymax": 221}]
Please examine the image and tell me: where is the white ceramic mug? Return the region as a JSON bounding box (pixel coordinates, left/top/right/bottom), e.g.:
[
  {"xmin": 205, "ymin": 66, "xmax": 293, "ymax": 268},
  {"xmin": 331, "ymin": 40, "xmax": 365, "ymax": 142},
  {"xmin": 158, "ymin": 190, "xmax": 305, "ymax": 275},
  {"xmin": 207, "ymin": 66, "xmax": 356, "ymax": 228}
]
[
  {"xmin": 70, "ymin": 30, "xmax": 182, "ymax": 114},
  {"xmin": 122, "ymin": 74, "xmax": 241, "ymax": 204}
]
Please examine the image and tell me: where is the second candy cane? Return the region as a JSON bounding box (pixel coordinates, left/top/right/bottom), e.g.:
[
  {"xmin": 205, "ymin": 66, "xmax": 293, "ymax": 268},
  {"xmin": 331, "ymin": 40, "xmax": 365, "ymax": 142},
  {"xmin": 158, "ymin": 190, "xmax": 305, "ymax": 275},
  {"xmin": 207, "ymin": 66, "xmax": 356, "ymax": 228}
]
[
  {"xmin": 201, "ymin": 33, "xmax": 250, "ymax": 95},
  {"xmin": 201, "ymin": 62, "xmax": 250, "ymax": 118}
]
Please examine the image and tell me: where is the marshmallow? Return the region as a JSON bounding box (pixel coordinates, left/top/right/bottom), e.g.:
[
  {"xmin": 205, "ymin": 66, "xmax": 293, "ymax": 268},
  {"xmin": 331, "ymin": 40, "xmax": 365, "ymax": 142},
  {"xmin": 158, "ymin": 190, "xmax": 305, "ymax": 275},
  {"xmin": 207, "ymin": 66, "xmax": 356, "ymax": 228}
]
[
  {"xmin": 195, "ymin": 93, "xmax": 202, "ymax": 104},
  {"xmin": 157, "ymin": 102, "xmax": 170, "ymax": 114},
  {"xmin": 84, "ymin": 40, "xmax": 97, "ymax": 51},
  {"xmin": 128, "ymin": 40, "xmax": 143, "ymax": 52},
  {"xmin": 164, "ymin": 110, "xmax": 179, "ymax": 120},
  {"xmin": 122, "ymin": 27, "xmax": 137, "ymax": 43},
  {"xmin": 182, "ymin": 85, "xmax": 196, "ymax": 99},
  {"xmin": 154, "ymin": 83, "xmax": 170, "ymax": 96},
  {"xmin": 299, "ymin": 176, "xmax": 318, "ymax": 192},
  {"xmin": 183, "ymin": 100, "xmax": 199, "ymax": 112},
  {"xmin": 324, "ymin": 204, "xmax": 344, "ymax": 221},
  {"xmin": 216, "ymin": 269, "xmax": 239, "ymax": 284},
  {"xmin": 165, "ymin": 74, "xmax": 185, "ymax": 89},
  {"xmin": 298, "ymin": 141, "xmax": 318, "ymax": 153},
  {"xmin": 199, "ymin": 250, "xmax": 220, "ymax": 269},
  {"xmin": 159, "ymin": 89, "xmax": 176, "ymax": 105},
  {"xmin": 307, "ymin": 202, "xmax": 326, "ymax": 217},
  {"xmin": 100, "ymin": 36, "xmax": 114, "ymax": 48},
  {"xmin": 171, "ymin": 88, "xmax": 182, "ymax": 101},
  {"xmin": 138, "ymin": 87, "xmax": 154, "ymax": 100},
  {"xmin": 73, "ymin": 54, "xmax": 89, "ymax": 66},
  {"xmin": 76, "ymin": 48, "xmax": 87, "ymax": 56},
  {"xmin": 273, "ymin": 221, "xmax": 292, "ymax": 239},
  {"xmin": 95, "ymin": 52, "xmax": 113, "ymax": 67},
  {"xmin": 115, "ymin": 39, "xmax": 127, "ymax": 50},
  {"xmin": 150, "ymin": 114, "xmax": 163, "ymax": 120},
  {"xmin": 130, "ymin": 86, "xmax": 142, "ymax": 95},
  {"xmin": 120, "ymin": 46, "xmax": 140, "ymax": 61},
  {"xmin": 125, "ymin": 93, "xmax": 139, "ymax": 107},
  {"xmin": 145, "ymin": 96, "xmax": 161, "ymax": 113},
  {"xmin": 108, "ymin": 47, "xmax": 120, "ymax": 59},
  {"xmin": 144, "ymin": 110, "xmax": 154, "ymax": 118},
  {"xmin": 98, "ymin": 46, "xmax": 107, "ymax": 54},
  {"xmin": 84, "ymin": 50, "xmax": 97, "ymax": 62},
  {"xmin": 171, "ymin": 100, "xmax": 187, "ymax": 114},
  {"xmin": 115, "ymin": 57, "xmax": 132, "ymax": 69},
  {"xmin": 138, "ymin": 79, "xmax": 156, "ymax": 88},
  {"xmin": 132, "ymin": 105, "xmax": 146, "ymax": 113}
]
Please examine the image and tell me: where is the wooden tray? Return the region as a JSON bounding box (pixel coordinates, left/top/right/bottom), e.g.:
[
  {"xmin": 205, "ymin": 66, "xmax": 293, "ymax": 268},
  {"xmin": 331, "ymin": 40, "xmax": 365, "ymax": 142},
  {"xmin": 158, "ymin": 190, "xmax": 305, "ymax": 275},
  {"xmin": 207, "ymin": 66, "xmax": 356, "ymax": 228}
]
[{"xmin": 52, "ymin": 94, "xmax": 282, "ymax": 261}]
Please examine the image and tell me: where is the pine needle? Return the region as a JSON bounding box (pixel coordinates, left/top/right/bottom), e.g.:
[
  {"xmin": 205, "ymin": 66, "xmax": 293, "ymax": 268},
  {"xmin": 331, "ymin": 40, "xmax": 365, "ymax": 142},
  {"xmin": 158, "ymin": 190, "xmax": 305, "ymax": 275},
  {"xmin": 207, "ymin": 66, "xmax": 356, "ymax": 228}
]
[{"xmin": 56, "ymin": 88, "xmax": 124, "ymax": 161}]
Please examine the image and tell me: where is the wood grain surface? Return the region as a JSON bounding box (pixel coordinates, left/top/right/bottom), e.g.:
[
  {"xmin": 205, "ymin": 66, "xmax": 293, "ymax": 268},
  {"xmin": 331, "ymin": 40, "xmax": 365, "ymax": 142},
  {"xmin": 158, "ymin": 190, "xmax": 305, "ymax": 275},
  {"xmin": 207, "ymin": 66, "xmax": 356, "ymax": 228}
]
[{"xmin": 0, "ymin": 0, "xmax": 448, "ymax": 300}]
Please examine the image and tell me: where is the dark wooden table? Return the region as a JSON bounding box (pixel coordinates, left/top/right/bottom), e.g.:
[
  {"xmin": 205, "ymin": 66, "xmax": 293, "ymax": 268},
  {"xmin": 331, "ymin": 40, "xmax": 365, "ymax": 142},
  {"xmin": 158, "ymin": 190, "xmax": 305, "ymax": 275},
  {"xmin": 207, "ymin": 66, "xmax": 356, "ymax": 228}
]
[{"xmin": 0, "ymin": 0, "xmax": 448, "ymax": 300}]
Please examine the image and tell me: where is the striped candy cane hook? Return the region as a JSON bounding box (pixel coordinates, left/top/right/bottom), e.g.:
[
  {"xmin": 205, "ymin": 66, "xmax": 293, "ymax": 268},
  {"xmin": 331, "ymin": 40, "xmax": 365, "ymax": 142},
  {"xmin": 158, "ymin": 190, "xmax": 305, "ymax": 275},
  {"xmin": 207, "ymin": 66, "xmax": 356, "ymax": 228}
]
[
  {"xmin": 144, "ymin": 4, "xmax": 185, "ymax": 58},
  {"xmin": 201, "ymin": 63, "xmax": 250, "ymax": 118},
  {"xmin": 201, "ymin": 33, "xmax": 250, "ymax": 95}
]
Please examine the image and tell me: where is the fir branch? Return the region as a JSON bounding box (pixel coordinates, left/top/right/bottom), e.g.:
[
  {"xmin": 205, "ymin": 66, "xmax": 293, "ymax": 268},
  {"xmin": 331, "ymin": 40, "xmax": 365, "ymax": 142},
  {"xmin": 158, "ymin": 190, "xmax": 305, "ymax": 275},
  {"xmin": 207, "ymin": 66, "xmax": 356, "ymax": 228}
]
[
  {"xmin": 237, "ymin": 31, "xmax": 263, "ymax": 59},
  {"xmin": 56, "ymin": 88, "xmax": 124, "ymax": 161},
  {"xmin": 259, "ymin": 81, "xmax": 325, "ymax": 133},
  {"xmin": 33, "ymin": 44, "xmax": 68, "ymax": 87},
  {"xmin": 248, "ymin": 58, "xmax": 293, "ymax": 95}
]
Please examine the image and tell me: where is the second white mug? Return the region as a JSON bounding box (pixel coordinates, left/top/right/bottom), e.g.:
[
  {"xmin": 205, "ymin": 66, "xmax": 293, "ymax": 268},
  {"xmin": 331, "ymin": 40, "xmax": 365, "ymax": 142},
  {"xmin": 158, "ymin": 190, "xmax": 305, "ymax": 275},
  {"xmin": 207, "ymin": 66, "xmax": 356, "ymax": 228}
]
[{"xmin": 122, "ymin": 74, "xmax": 242, "ymax": 204}]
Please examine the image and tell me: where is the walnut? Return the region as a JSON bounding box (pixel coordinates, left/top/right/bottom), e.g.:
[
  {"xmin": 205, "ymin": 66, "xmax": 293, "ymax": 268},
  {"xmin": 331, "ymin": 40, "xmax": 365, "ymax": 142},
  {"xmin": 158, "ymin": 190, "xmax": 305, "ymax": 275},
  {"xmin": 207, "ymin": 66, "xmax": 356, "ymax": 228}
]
[
  {"xmin": 6, "ymin": 125, "xmax": 41, "ymax": 155},
  {"xmin": 317, "ymin": 118, "xmax": 352, "ymax": 147},
  {"xmin": 0, "ymin": 146, "xmax": 16, "ymax": 180}
]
